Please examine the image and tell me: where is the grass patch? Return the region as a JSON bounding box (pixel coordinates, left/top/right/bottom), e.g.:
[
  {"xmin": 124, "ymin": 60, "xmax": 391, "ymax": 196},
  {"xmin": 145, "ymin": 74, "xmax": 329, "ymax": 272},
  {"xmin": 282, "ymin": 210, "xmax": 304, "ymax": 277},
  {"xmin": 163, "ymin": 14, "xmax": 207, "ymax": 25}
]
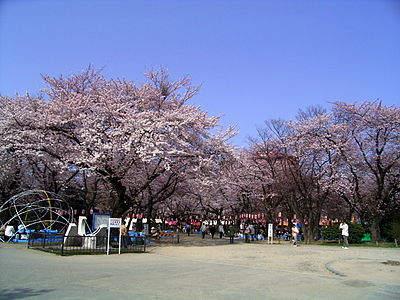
[{"xmin": 316, "ymin": 241, "xmax": 397, "ymax": 248}]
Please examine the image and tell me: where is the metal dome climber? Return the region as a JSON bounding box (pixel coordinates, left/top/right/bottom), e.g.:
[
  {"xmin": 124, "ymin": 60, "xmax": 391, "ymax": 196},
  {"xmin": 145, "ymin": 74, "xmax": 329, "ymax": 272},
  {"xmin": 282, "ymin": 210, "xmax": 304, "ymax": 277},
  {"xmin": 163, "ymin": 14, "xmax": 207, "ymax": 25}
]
[{"xmin": 0, "ymin": 190, "xmax": 74, "ymax": 241}]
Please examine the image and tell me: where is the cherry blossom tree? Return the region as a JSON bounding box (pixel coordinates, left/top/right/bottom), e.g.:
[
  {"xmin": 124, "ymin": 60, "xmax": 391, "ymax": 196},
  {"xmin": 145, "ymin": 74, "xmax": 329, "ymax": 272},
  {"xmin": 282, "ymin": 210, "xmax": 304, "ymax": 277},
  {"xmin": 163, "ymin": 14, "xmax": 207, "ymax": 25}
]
[
  {"xmin": 0, "ymin": 152, "xmax": 22, "ymax": 205},
  {"xmin": 0, "ymin": 67, "xmax": 236, "ymax": 217},
  {"xmin": 174, "ymin": 148, "xmax": 241, "ymax": 219},
  {"xmin": 328, "ymin": 101, "xmax": 400, "ymax": 241},
  {"xmin": 249, "ymin": 109, "xmax": 340, "ymax": 243},
  {"xmin": 289, "ymin": 101, "xmax": 400, "ymax": 241}
]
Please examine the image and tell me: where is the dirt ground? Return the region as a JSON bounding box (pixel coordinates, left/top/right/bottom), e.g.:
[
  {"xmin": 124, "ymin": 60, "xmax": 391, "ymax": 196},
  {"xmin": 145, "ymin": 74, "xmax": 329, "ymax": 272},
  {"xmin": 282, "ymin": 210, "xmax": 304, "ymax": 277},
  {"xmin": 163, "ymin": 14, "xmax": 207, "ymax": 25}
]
[{"xmin": 1, "ymin": 234, "xmax": 399, "ymax": 299}]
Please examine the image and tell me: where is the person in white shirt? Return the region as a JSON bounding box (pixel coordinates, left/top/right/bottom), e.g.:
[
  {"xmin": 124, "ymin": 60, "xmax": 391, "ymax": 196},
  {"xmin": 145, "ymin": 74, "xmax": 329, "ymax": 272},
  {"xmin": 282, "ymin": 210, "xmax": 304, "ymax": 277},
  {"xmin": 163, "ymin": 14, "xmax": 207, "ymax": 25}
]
[
  {"xmin": 218, "ymin": 224, "xmax": 224, "ymax": 238},
  {"xmin": 339, "ymin": 221, "xmax": 349, "ymax": 249},
  {"xmin": 291, "ymin": 223, "xmax": 299, "ymax": 247},
  {"xmin": 5, "ymin": 225, "xmax": 15, "ymax": 242}
]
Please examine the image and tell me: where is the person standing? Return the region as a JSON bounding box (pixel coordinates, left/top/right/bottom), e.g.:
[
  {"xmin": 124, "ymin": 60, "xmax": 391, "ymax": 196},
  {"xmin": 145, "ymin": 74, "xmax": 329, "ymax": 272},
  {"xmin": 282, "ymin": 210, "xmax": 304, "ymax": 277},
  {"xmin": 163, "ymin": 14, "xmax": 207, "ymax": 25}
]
[
  {"xmin": 227, "ymin": 223, "xmax": 236, "ymax": 244},
  {"xmin": 5, "ymin": 224, "xmax": 15, "ymax": 242},
  {"xmin": 121, "ymin": 221, "xmax": 128, "ymax": 248},
  {"xmin": 150, "ymin": 226, "xmax": 160, "ymax": 240},
  {"xmin": 244, "ymin": 224, "xmax": 251, "ymax": 243},
  {"xmin": 0, "ymin": 224, "xmax": 6, "ymax": 241},
  {"xmin": 249, "ymin": 224, "xmax": 256, "ymax": 241},
  {"xmin": 339, "ymin": 221, "xmax": 349, "ymax": 249}
]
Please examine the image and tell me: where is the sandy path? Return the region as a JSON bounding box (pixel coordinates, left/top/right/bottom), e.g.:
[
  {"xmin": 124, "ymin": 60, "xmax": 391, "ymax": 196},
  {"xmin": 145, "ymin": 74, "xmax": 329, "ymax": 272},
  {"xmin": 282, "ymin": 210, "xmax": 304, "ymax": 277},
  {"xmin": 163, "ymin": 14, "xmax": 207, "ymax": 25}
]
[
  {"xmin": 151, "ymin": 241, "xmax": 400, "ymax": 281},
  {"xmin": 1, "ymin": 237, "xmax": 399, "ymax": 299}
]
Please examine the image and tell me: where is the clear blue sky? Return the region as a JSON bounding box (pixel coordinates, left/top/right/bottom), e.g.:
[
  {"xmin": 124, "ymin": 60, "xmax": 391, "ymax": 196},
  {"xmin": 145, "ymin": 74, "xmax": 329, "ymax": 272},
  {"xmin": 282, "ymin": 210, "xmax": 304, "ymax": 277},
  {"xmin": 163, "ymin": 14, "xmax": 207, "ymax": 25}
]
[{"xmin": 1, "ymin": 0, "xmax": 399, "ymax": 147}]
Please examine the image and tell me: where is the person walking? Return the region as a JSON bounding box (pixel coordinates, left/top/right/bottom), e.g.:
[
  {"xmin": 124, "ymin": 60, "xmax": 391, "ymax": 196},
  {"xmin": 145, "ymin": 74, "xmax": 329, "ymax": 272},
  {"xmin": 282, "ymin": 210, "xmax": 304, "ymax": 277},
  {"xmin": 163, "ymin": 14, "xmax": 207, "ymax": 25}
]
[
  {"xmin": 209, "ymin": 225, "xmax": 216, "ymax": 239},
  {"xmin": 218, "ymin": 224, "xmax": 225, "ymax": 238},
  {"xmin": 339, "ymin": 221, "xmax": 349, "ymax": 249},
  {"xmin": 186, "ymin": 223, "xmax": 192, "ymax": 236},
  {"xmin": 200, "ymin": 222, "xmax": 207, "ymax": 239},
  {"xmin": 291, "ymin": 223, "xmax": 299, "ymax": 247}
]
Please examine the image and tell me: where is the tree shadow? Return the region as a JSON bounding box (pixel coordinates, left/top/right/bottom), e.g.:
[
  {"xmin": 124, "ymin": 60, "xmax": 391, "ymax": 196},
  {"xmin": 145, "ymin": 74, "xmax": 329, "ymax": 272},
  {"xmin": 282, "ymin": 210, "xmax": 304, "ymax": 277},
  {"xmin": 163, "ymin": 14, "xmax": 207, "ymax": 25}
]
[{"xmin": 0, "ymin": 288, "xmax": 55, "ymax": 299}]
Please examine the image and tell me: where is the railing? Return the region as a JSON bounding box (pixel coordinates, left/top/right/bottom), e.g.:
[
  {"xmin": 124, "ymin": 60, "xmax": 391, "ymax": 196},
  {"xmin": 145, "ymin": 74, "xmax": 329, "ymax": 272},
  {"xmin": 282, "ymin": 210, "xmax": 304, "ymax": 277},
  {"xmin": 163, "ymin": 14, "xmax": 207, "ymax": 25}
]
[{"xmin": 28, "ymin": 232, "xmax": 146, "ymax": 255}]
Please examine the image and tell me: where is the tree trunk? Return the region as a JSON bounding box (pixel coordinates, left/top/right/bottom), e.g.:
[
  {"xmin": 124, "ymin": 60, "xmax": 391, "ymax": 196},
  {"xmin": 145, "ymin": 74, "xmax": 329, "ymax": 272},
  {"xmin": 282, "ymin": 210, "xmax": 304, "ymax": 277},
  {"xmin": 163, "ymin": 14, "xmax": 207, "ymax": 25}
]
[
  {"xmin": 146, "ymin": 199, "xmax": 154, "ymax": 226},
  {"xmin": 110, "ymin": 177, "xmax": 128, "ymax": 217},
  {"xmin": 369, "ymin": 218, "xmax": 382, "ymax": 242},
  {"xmin": 303, "ymin": 225, "xmax": 311, "ymax": 244},
  {"xmin": 302, "ymin": 216, "xmax": 320, "ymax": 244},
  {"xmin": 303, "ymin": 224, "xmax": 317, "ymax": 244}
]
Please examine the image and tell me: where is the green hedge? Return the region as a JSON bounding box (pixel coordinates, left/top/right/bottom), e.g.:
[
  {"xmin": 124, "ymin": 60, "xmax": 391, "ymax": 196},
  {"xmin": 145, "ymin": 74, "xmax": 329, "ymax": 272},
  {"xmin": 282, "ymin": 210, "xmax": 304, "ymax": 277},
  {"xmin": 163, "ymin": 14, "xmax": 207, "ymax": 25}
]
[
  {"xmin": 383, "ymin": 222, "xmax": 400, "ymax": 242},
  {"xmin": 321, "ymin": 223, "xmax": 365, "ymax": 244},
  {"xmin": 381, "ymin": 211, "xmax": 400, "ymax": 242},
  {"xmin": 321, "ymin": 225, "xmax": 341, "ymax": 240}
]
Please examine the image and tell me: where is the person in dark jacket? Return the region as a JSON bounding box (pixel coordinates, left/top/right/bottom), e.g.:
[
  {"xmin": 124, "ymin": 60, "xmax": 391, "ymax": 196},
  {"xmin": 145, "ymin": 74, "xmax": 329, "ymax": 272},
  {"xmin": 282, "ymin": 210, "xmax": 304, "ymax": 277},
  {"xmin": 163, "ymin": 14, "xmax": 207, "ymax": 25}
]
[
  {"xmin": 209, "ymin": 225, "xmax": 217, "ymax": 239},
  {"xmin": 227, "ymin": 223, "xmax": 237, "ymax": 244}
]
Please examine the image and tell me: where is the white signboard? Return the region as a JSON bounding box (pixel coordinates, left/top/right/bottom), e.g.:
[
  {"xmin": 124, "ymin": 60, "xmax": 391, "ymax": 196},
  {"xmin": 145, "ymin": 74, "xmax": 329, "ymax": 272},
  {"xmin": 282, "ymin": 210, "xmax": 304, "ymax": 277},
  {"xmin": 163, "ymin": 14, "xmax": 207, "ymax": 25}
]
[
  {"xmin": 268, "ymin": 223, "xmax": 273, "ymax": 237},
  {"xmin": 107, "ymin": 218, "xmax": 122, "ymax": 255},
  {"xmin": 267, "ymin": 223, "xmax": 273, "ymax": 244},
  {"xmin": 109, "ymin": 218, "xmax": 122, "ymax": 228}
]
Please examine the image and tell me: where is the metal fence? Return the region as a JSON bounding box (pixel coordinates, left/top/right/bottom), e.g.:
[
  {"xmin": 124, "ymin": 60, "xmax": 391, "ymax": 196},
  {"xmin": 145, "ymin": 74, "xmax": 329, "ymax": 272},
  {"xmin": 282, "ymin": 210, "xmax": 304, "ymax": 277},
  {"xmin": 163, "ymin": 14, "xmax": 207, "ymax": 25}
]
[{"xmin": 28, "ymin": 232, "xmax": 146, "ymax": 255}]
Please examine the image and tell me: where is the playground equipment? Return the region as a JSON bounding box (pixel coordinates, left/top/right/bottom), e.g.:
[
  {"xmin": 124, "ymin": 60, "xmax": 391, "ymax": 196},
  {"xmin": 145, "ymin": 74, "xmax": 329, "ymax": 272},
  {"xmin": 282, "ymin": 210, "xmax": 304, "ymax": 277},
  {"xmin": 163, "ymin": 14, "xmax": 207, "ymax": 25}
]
[
  {"xmin": 63, "ymin": 223, "xmax": 81, "ymax": 246},
  {"xmin": 63, "ymin": 216, "xmax": 108, "ymax": 248},
  {"xmin": 83, "ymin": 224, "xmax": 108, "ymax": 248},
  {"xmin": 0, "ymin": 190, "xmax": 74, "ymax": 242}
]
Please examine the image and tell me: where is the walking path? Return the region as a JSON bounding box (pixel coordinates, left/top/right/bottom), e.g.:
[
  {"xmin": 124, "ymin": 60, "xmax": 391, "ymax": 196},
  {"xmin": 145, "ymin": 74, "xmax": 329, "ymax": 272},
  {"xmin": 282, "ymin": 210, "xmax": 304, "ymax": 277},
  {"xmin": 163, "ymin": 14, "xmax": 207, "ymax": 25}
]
[{"xmin": 1, "ymin": 234, "xmax": 399, "ymax": 299}]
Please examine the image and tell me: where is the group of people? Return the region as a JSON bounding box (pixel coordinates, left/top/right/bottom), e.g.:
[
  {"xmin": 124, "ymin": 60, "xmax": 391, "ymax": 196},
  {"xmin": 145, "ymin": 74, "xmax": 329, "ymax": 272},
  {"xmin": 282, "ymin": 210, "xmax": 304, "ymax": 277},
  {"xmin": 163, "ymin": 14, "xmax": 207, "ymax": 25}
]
[
  {"xmin": 198, "ymin": 222, "xmax": 238, "ymax": 244},
  {"xmin": 199, "ymin": 223, "xmax": 225, "ymax": 239},
  {"xmin": 0, "ymin": 223, "xmax": 30, "ymax": 242},
  {"xmin": 291, "ymin": 221, "xmax": 349, "ymax": 249},
  {"xmin": 120, "ymin": 222, "xmax": 161, "ymax": 248},
  {"xmin": 1, "ymin": 217, "xmax": 351, "ymax": 250},
  {"xmin": 196, "ymin": 222, "xmax": 267, "ymax": 244},
  {"xmin": 192, "ymin": 220, "xmax": 350, "ymax": 249},
  {"xmin": 190, "ymin": 221, "xmax": 300, "ymax": 245}
]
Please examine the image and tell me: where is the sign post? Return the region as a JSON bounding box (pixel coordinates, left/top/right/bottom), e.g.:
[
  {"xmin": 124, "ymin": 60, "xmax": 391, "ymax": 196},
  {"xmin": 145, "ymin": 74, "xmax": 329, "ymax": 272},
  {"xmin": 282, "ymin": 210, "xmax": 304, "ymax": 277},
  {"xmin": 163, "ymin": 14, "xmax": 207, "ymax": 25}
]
[
  {"xmin": 107, "ymin": 218, "xmax": 122, "ymax": 255},
  {"xmin": 267, "ymin": 223, "xmax": 273, "ymax": 244}
]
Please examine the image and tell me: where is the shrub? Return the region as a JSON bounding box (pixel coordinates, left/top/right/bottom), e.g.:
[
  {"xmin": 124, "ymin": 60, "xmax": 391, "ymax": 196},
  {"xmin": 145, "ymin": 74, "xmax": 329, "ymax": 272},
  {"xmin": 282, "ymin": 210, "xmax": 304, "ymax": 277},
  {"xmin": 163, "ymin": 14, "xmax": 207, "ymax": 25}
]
[
  {"xmin": 320, "ymin": 222, "xmax": 365, "ymax": 243},
  {"xmin": 320, "ymin": 226, "xmax": 340, "ymax": 240},
  {"xmin": 392, "ymin": 223, "xmax": 400, "ymax": 240},
  {"xmin": 381, "ymin": 211, "xmax": 400, "ymax": 242},
  {"xmin": 348, "ymin": 222, "xmax": 365, "ymax": 244},
  {"xmin": 384, "ymin": 222, "xmax": 400, "ymax": 242}
]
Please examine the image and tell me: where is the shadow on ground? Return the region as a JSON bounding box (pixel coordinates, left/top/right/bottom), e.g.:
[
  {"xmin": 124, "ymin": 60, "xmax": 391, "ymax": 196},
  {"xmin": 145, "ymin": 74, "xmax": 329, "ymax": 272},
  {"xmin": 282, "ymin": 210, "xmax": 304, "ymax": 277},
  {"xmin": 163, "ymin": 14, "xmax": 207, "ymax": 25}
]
[
  {"xmin": 152, "ymin": 233, "xmax": 271, "ymax": 247},
  {"xmin": 0, "ymin": 288, "xmax": 55, "ymax": 300}
]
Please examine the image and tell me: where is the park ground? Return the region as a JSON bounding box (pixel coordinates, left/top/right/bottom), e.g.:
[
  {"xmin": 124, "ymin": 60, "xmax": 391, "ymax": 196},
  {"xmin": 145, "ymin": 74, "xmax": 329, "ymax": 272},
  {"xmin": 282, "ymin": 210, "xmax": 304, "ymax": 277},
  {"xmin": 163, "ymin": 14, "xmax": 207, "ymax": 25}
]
[{"xmin": 0, "ymin": 234, "xmax": 399, "ymax": 300}]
